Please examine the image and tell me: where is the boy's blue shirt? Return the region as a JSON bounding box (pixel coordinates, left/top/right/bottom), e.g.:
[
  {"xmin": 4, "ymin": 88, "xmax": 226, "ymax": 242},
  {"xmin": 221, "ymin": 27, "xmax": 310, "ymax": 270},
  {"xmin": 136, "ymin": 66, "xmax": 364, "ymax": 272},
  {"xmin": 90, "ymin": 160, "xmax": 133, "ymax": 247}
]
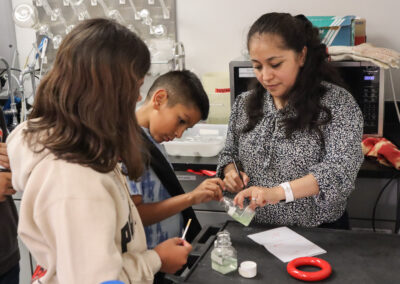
[{"xmin": 127, "ymin": 127, "xmax": 183, "ymax": 249}]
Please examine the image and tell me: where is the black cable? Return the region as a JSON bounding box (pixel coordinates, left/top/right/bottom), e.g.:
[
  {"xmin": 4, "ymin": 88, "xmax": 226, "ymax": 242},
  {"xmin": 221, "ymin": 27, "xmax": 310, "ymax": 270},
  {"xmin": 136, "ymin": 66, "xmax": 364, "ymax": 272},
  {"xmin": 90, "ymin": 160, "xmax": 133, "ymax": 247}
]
[
  {"xmin": 372, "ymin": 172, "xmax": 400, "ymax": 232},
  {"xmin": 0, "ymin": 68, "xmax": 22, "ymax": 76},
  {"xmin": 1, "ymin": 68, "xmax": 40, "ymax": 75},
  {"xmin": 0, "ymin": 68, "xmax": 41, "ymax": 86}
]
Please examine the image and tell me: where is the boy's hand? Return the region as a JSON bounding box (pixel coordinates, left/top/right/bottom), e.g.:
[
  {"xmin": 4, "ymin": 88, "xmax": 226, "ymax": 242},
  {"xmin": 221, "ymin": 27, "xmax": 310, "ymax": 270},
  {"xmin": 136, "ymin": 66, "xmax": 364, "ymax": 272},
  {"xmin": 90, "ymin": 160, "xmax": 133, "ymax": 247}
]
[
  {"xmin": 0, "ymin": 172, "xmax": 14, "ymax": 202},
  {"xmin": 0, "ymin": 143, "xmax": 10, "ymax": 169},
  {"xmin": 154, "ymin": 237, "xmax": 192, "ymax": 274},
  {"xmin": 189, "ymin": 178, "xmax": 224, "ymax": 205},
  {"xmin": 223, "ymin": 164, "xmax": 250, "ymax": 193}
]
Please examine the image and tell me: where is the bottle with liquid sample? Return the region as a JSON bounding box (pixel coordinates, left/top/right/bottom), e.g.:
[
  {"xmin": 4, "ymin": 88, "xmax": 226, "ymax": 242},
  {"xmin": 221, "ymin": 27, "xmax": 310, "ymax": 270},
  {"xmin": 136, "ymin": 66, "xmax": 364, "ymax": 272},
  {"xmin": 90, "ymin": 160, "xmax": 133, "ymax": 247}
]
[
  {"xmin": 220, "ymin": 196, "xmax": 255, "ymax": 226},
  {"xmin": 211, "ymin": 230, "xmax": 237, "ymax": 274}
]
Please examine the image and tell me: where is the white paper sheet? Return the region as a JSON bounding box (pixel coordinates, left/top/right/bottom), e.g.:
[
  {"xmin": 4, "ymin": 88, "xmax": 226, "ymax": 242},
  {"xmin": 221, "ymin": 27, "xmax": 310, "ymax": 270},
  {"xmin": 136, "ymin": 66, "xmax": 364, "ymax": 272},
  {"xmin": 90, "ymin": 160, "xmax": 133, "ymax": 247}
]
[{"xmin": 247, "ymin": 226, "xmax": 326, "ymax": 262}]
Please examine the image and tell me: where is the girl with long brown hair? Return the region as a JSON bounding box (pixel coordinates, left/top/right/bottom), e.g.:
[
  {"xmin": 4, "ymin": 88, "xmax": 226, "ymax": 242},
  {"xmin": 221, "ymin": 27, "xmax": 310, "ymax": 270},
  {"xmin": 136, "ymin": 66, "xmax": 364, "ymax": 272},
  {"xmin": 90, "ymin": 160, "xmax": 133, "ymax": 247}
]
[{"xmin": 7, "ymin": 18, "xmax": 191, "ymax": 283}]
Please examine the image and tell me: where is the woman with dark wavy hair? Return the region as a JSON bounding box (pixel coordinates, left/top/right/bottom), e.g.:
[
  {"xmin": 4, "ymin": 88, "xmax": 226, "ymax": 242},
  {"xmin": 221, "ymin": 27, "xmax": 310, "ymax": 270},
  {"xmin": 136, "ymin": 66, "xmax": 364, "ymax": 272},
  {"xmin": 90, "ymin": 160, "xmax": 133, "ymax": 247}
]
[
  {"xmin": 217, "ymin": 13, "xmax": 363, "ymax": 228},
  {"xmin": 7, "ymin": 18, "xmax": 191, "ymax": 283}
]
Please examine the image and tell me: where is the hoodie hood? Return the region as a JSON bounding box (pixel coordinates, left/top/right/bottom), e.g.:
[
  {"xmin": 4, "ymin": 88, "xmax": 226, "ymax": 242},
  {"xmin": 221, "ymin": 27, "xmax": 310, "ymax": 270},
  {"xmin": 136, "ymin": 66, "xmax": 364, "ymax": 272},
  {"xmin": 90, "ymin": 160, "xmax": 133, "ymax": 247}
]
[{"xmin": 7, "ymin": 121, "xmax": 51, "ymax": 192}]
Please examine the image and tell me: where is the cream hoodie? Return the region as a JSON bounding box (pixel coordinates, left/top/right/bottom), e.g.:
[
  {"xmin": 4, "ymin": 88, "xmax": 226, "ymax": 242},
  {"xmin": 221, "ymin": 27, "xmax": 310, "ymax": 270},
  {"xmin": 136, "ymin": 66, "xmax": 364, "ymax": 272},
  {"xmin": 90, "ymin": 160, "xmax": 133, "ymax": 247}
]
[{"xmin": 7, "ymin": 121, "xmax": 161, "ymax": 283}]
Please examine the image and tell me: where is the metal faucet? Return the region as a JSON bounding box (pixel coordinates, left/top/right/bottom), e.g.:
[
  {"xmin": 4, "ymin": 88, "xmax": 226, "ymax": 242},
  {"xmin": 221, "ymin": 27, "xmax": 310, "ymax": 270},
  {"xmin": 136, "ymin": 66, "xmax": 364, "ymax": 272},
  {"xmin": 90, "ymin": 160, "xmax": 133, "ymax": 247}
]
[
  {"xmin": 18, "ymin": 63, "xmax": 37, "ymax": 122},
  {"xmin": 173, "ymin": 42, "xmax": 185, "ymax": 71}
]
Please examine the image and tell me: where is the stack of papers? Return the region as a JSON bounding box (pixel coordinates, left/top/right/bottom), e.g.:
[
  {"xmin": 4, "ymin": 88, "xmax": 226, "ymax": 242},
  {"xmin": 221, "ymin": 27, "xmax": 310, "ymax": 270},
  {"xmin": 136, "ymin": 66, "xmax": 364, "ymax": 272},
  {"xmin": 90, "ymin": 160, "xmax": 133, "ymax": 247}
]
[{"xmin": 247, "ymin": 227, "xmax": 326, "ymax": 262}]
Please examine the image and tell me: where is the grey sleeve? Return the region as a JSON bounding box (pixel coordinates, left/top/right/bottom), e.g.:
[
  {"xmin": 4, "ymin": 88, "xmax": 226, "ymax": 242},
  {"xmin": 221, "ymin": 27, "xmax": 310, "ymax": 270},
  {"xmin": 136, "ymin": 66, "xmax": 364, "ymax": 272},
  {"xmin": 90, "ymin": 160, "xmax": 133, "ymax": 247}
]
[{"xmin": 309, "ymin": 88, "xmax": 364, "ymax": 207}]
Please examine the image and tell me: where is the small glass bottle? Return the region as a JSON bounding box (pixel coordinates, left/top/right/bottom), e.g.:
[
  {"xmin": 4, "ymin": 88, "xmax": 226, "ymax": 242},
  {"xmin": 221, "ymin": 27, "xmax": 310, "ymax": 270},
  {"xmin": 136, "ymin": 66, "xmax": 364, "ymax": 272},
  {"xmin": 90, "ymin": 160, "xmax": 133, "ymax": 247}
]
[
  {"xmin": 211, "ymin": 230, "xmax": 237, "ymax": 274},
  {"xmin": 220, "ymin": 196, "xmax": 255, "ymax": 226}
]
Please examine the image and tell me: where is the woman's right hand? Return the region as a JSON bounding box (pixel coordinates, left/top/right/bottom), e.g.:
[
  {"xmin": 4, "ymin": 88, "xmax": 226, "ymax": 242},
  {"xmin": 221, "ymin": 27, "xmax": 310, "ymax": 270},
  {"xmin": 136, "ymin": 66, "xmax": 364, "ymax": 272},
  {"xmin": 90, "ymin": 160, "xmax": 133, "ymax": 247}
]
[
  {"xmin": 223, "ymin": 163, "xmax": 250, "ymax": 193},
  {"xmin": 233, "ymin": 186, "xmax": 283, "ymax": 210},
  {"xmin": 154, "ymin": 237, "xmax": 192, "ymax": 274}
]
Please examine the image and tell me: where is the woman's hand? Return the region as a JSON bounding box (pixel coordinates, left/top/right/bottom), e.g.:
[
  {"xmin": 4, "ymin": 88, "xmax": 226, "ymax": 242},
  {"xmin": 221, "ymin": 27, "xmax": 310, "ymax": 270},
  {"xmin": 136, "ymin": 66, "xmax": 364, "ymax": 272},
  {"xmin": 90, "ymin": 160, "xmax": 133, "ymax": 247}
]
[
  {"xmin": 233, "ymin": 186, "xmax": 284, "ymax": 210},
  {"xmin": 223, "ymin": 163, "xmax": 250, "ymax": 193},
  {"xmin": 189, "ymin": 178, "xmax": 224, "ymax": 205}
]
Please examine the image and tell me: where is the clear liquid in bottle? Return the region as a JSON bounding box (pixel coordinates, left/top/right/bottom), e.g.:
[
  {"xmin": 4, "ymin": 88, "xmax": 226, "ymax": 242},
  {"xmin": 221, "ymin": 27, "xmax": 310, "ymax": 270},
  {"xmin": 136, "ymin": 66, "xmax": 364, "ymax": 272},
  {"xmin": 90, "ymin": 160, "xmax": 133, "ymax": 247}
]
[
  {"xmin": 211, "ymin": 230, "xmax": 237, "ymax": 274},
  {"xmin": 220, "ymin": 197, "xmax": 255, "ymax": 226}
]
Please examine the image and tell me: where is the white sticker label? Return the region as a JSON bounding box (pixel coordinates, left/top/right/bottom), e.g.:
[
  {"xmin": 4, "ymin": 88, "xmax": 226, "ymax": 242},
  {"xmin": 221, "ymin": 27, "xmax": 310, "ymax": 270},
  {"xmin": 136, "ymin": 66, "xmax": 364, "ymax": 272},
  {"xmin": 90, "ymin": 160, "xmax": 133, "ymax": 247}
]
[
  {"xmin": 238, "ymin": 68, "xmax": 256, "ymax": 78},
  {"xmin": 176, "ymin": 175, "xmax": 196, "ymax": 181}
]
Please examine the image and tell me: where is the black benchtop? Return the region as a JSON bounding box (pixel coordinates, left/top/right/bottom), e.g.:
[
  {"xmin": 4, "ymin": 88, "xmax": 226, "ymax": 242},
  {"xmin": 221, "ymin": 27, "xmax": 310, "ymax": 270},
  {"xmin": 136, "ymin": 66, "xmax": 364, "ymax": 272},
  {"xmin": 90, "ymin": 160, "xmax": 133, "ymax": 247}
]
[
  {"xmin": 172, "ymin": 221, "xmax": 400, "ymax": 283},
  {"xmin": 169, "ymin": 155, "xmax": 399, "ymax": 179}
]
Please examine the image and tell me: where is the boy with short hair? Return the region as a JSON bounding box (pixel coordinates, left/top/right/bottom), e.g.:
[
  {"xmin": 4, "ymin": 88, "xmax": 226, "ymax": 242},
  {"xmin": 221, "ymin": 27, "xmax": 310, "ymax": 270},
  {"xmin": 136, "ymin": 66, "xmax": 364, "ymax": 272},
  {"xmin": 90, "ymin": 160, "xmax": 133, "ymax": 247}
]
[{"xmin": 131, "ymin": 70, "xmax": 224, "ymax": 249}]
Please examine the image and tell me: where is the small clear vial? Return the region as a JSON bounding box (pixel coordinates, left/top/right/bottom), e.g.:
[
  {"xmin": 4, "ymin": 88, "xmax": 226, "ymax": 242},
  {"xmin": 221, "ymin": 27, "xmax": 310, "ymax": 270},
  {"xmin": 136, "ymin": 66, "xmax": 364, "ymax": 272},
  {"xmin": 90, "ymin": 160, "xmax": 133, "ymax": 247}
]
[
  {"xmin": 220, "ymin": 196, "xmax": 255, "ymax": 226},
  {"xmin": 211, "ymin": 231, "xmax": 237, "ymax": 274}
]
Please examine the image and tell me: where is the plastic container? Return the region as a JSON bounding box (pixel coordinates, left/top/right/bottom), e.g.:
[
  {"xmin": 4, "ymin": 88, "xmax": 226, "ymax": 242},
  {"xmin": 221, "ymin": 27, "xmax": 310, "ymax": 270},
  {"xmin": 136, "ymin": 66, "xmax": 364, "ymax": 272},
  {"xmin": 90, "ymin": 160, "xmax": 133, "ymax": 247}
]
[
  {"xmin": 238, "ymin": 261, "xmax": 257, "ymax": 278},
  {"xmin": 211, "ymin": 230, "xmax": 237, "ymax": 274},
  {"xmin": 162, "ymin": 124, "xmax": 228, "ymax": 157},
  {"xmin": 220, "ymin": 197, "xmax": 255, "ymax": 226}
]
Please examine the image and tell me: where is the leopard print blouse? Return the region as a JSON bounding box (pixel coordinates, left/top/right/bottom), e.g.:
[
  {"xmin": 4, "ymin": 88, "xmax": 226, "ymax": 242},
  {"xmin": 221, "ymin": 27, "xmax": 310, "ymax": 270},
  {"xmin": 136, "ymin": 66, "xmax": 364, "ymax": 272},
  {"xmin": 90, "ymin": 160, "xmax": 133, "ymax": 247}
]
[{"xmin": 217, "ymin": 82, "xmax": 364, "ymax": 227}]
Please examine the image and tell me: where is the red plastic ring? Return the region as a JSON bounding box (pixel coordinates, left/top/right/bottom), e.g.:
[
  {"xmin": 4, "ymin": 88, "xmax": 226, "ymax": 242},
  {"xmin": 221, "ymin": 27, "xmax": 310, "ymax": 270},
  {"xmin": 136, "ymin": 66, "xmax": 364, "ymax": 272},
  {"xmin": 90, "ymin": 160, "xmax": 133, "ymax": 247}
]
[{"xmin": 287, "ymin": 257, "xmax": 332, "ymax": 281}]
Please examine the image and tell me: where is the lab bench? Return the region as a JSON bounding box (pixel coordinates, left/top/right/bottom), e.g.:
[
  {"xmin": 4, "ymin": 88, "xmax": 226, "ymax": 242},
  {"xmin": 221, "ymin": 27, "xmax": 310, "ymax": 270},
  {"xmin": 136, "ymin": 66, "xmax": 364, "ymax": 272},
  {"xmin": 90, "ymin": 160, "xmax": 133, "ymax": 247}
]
[
  {"xmin": 166, "ymin": 221, "xmax": 400, "ymax": 283},
  {"xmin": 169, "ymin": 155, "xmax": 400, "ymax": 233}
]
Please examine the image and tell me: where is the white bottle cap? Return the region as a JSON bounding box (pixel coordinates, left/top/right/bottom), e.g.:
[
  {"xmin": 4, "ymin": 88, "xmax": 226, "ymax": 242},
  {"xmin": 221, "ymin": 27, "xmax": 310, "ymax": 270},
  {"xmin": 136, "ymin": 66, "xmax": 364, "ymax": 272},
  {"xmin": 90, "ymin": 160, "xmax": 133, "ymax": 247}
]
[{"xmin": 238, "ymin": 261, "xmax": 257, "ymax": 278}]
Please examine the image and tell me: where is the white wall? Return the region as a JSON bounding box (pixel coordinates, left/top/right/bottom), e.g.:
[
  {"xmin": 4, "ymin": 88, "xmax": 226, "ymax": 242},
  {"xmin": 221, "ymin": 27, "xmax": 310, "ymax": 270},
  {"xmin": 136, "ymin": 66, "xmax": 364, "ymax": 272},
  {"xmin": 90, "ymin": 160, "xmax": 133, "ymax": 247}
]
[
  {"xmin": 176, "ymin": 0, "xmax": 400, "ymax": 100},
  {"xmin": 10, "ymin": 0, "xmax": 400, "ymax": 100},
  {"xmin": 1, "ymin": 0, "xmax": 18, "ymax": 65}
]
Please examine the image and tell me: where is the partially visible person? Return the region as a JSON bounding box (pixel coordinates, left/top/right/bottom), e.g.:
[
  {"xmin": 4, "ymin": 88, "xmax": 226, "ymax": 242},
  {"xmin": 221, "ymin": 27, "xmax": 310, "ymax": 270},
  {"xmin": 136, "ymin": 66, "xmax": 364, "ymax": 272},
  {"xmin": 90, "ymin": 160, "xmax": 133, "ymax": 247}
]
[
  {"xmin": 131, "ymin": 70, "xmax": 224, "ymax": 250},
  {"xmin": 0, "ymin": 107, "xmax": 19, "ymax": 284},
  {"xmin": 218, "ymin": 12, "xmax": 363, "ymax": 228},
  {"xmin": 7, "ymin": 19, "xmax": 191, "ymax": 284}
]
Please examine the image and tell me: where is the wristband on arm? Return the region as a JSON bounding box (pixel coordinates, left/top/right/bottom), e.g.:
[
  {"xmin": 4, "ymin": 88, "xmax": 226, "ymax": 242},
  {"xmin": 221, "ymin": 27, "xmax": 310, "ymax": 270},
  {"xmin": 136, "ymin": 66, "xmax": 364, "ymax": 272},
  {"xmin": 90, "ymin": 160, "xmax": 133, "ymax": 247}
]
[{"xmin": 280, "ymin": 182, "xmax": 294, "ymax": 203}]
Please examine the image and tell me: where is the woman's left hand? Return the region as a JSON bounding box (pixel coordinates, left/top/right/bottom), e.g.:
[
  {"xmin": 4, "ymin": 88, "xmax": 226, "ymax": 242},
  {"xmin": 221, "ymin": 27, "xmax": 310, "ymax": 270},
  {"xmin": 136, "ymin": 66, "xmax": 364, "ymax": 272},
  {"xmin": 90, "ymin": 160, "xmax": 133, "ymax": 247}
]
[{"xmin": 233, "ymin": 186, "xmax": 283, "ymax": 210}]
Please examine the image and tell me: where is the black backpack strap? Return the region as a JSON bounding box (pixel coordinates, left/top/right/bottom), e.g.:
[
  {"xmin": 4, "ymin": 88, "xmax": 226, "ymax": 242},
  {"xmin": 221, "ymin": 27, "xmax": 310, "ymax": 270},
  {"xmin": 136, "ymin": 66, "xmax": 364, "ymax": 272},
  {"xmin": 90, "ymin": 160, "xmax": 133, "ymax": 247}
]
[{"xmin": 140, "ymin": 129, "xmax": 201, "ymax": 242}]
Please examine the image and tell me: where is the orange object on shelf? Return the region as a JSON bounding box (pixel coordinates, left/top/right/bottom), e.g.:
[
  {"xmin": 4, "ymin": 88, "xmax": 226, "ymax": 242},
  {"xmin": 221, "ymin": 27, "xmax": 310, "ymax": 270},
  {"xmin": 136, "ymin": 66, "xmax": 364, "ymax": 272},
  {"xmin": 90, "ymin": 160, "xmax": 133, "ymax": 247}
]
[{"xmin": 362, "ymin": 137, "xmax": 400, "ymax": 170}]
